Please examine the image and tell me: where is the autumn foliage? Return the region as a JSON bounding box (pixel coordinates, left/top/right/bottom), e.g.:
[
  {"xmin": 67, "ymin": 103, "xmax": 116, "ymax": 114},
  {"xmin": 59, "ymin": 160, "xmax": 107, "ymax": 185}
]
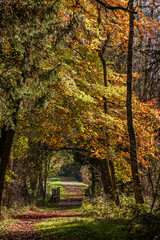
[{"xmin": 0, "ymin": 0, "xmax": 160, "ymax": 214}]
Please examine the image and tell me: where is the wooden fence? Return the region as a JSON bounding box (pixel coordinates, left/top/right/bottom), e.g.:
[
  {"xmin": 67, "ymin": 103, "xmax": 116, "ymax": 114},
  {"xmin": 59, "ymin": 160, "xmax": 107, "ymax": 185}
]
[{"xmin": 49, "ymin": 187, "xmax": 60, "ymax": 203}]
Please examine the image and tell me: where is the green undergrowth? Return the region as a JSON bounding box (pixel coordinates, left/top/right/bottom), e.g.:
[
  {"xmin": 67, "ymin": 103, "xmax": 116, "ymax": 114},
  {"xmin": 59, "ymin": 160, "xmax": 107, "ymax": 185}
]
[
  {"xmin": 1, "ymin": 193, "xmax": 160, "ymax": 240},
  {"xmin": 35, "ymin": 197, "xmax": 130, "ymax": 240},
  {"xmin": 81, "ymin": 195, "xmax": 160, "ymax": 239},
  {"xmin": 36, "ymin": 195, "xmax": 160, "ymax": 240}
]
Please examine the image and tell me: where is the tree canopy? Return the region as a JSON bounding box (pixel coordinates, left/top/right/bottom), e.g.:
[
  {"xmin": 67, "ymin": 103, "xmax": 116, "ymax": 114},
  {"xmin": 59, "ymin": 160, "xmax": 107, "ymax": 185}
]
[{"xmin": 0, "ymin": 0, "xmax": 160, "ymax": 215}]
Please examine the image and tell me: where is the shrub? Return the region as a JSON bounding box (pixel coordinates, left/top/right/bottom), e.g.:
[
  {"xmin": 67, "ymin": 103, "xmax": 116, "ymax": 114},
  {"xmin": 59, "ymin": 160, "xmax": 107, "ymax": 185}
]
[
  {"xmin": 36, "ymin": 199, "xmax": 52, "ymax": 207},
  {"xmin": 82, "ymin": 194, "xmax": 160, "ymax": 239}
]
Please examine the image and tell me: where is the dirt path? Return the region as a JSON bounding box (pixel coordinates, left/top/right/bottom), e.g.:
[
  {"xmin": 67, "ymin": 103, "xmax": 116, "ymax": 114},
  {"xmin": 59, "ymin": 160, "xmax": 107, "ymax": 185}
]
[
  {"xmin": 1, "ymin": 179, "xmax": 86, "ymax": 239},
  {"xmin": 59, "ymin": 186, "xmax": 84, "ymax": 206},
  {"xmin": 59, "ymin": 178, "xmax": 86, "ymax": 206},
  {"xmin": 1, "ymin": 210, "xmax": 79, "ymax": 240}
]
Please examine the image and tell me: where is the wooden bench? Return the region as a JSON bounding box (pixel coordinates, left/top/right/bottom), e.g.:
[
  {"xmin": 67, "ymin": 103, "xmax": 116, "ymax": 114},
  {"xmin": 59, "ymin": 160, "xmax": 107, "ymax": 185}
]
[{"xmin": 49, "ymin": 187, "xmax": 60, "ymax": 203}]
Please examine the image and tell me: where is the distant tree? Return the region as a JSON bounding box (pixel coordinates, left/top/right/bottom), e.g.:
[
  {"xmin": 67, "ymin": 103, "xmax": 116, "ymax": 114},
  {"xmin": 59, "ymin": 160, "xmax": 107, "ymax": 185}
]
[{"xmin": 133, "ymin": 0, "xmax": 160, "ymax": 102}]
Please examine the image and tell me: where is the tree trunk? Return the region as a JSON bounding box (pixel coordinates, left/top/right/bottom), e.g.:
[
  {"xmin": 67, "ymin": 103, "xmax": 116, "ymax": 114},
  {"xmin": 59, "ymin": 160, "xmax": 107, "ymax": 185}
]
[
  {"xmin": 44, "ymin": 159, "xmax": 48, "ymax": 201},
  {"xmin": 91, "ymin": 167, "xmax": 96, "ymax": 196},
  {"xmin": 38, "ymin": 177, "xmax": 45, "ymax": 200},
  {"xmin": 4, "ymin": 158, "xmax": 13, "ymax": 207},
  {"xmin": 126, "ymin": 0, "xmax": 144, "ymax": 204},
  {"xmin": 100, "ymin": 158, "xmax": 113, "ymax": 196},
  {"xmin": 97, "ymin": 3, "xmax": 114, "ymax": 197},
  {"xmin": 99, "ymin": 44, "xmax": 119, "ymax": 204},
  {"xmin": 109, "ymin": 160, "xmax": 120, "ymax": 205},
  {"xmin": 30, "ymin": 178, "xmax": 37, "ymax": 198},
  {"xmin": 21, "ymin": 178, "xmax": 30, "ymax": 203},
  {"xmin": 0, "ymin": 126, "xmax": 15, "ymax": 216},
  {"xmin": 99, "ymin": 49, "xmax": 113, "ymax": 196}
]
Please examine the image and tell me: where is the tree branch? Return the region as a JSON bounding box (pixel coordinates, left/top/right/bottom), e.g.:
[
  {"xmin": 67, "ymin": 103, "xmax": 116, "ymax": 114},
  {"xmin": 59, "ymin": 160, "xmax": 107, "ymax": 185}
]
[{"xmin": 94, "ymin": 0, "xmax": 137, "ymax": 13}]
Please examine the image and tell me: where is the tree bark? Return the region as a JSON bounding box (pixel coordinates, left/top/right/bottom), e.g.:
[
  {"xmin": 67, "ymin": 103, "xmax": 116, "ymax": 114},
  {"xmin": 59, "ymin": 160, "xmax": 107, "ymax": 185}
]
[
  {"xmin": 99, "ymin": 42, "xmax": 119, "ymax": 204},
  {"xmin": 4, "ymin": 158, "xmax": 13, "ymax": 207},
  {"xmin": 126, "ymin": 0, "xmax": 144, "ymax": 204},
  {"xmin": 99, "ymin": 49, "xmax": 113, "ymax": 197},
  {"xmin": 109, "ymin": 160, "xmax": 120, "ymax": 205},
  {"xmin": 91, "ymin": 167, "xmax": 96, "ymax": 196},
  {"xmin": 0, "ymin": 126, "xmax": 15, "ymax": 216},
  {"xmin": 97, "ymin": 3, "xmax": 114, "ymax": 197},
  {"xmin": 100, "ymin": 158, "xmax": 113, "ymax": 196}
]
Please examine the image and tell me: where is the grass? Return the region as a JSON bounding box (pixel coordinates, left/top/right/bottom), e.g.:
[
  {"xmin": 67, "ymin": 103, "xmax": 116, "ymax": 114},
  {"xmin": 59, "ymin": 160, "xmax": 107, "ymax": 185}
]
[
  {"xmin": 1, "ymin": 193, "xmax": 160, "ymax": 240},
  {"xmin": 0, "ymin": 207, "xmax": 130, "ymax": 240},
  {"xmin": 0, "ymin": 203, "xmax": 150, "ymax": 240},
  {"xmin": 35, "ymin": 215, "xmax": 130, "ymax": 240},
  {"xmin": 49, "ymin": 177, "xmax": 88, "ymax": 186},
  {"xmin": 4, "ymin": 179, "xmax": 155, "ymax": 239}
]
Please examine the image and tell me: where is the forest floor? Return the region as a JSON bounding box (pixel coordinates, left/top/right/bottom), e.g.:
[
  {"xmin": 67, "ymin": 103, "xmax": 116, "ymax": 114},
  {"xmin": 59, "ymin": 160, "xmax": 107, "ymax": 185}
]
[
  {"xmin": 0, "ymin": 177, "xmax": 88, "ymax": 240},
  {"xmin": 0, "ymin": 178, "xmax": 149, "ymax": 240}
]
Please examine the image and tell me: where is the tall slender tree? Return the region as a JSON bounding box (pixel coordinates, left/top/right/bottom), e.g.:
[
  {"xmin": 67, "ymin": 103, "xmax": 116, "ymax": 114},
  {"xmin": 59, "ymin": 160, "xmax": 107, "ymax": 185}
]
[{"xmin": 126, "ymin": 0, "xmax": 144, "ymax": 204}]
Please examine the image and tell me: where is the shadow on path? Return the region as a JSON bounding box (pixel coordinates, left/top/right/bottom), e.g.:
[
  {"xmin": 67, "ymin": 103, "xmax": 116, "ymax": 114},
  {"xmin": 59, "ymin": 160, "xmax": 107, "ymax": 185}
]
[
  {"xmin": 12, "ymin": 211, "xmax": 81, "ymax": 220},
  {"xmin": 1, "ymin": 211, "xmax": 83, "ymax": 240}
]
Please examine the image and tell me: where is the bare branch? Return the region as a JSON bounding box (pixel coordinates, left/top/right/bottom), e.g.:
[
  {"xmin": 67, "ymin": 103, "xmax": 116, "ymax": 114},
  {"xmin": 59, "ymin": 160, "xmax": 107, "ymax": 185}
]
[{"xmin": 94, "ymin": 0, "xmax": 137, "ymax": 13}]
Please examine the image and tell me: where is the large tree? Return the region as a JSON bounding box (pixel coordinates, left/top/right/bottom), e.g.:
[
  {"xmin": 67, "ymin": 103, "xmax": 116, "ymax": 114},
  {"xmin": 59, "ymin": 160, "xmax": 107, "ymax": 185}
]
[{"xmin": 0, "ymin": 0, "xmax": 78, "ymax": 214}]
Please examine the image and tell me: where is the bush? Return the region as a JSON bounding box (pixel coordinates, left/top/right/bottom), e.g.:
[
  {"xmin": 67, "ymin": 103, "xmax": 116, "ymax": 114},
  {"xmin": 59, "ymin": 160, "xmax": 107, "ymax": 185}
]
[
  {"xmin": 82, "ymin": 195, "xmax": 136, "ymax": 219},
  {"xmin": 82, "ymin": 195, "xmax": 160, "ymax": 239},
  {"xmin": 36, "ymin": 200, "xmax": 52, "ymax": 207}
]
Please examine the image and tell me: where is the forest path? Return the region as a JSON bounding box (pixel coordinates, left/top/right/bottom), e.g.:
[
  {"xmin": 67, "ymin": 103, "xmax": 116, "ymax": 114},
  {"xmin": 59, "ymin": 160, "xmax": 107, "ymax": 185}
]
[
  {"xmin": 59, "ymin": 177, "xmax": 86, "ymax": 206},
  {"xmin": 0, "ymin": 178, "xmax": 86, "ymax": 239},
  {"xmin": 1, "ymin": 210, "xmax": 80, "ymax": 240}
]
